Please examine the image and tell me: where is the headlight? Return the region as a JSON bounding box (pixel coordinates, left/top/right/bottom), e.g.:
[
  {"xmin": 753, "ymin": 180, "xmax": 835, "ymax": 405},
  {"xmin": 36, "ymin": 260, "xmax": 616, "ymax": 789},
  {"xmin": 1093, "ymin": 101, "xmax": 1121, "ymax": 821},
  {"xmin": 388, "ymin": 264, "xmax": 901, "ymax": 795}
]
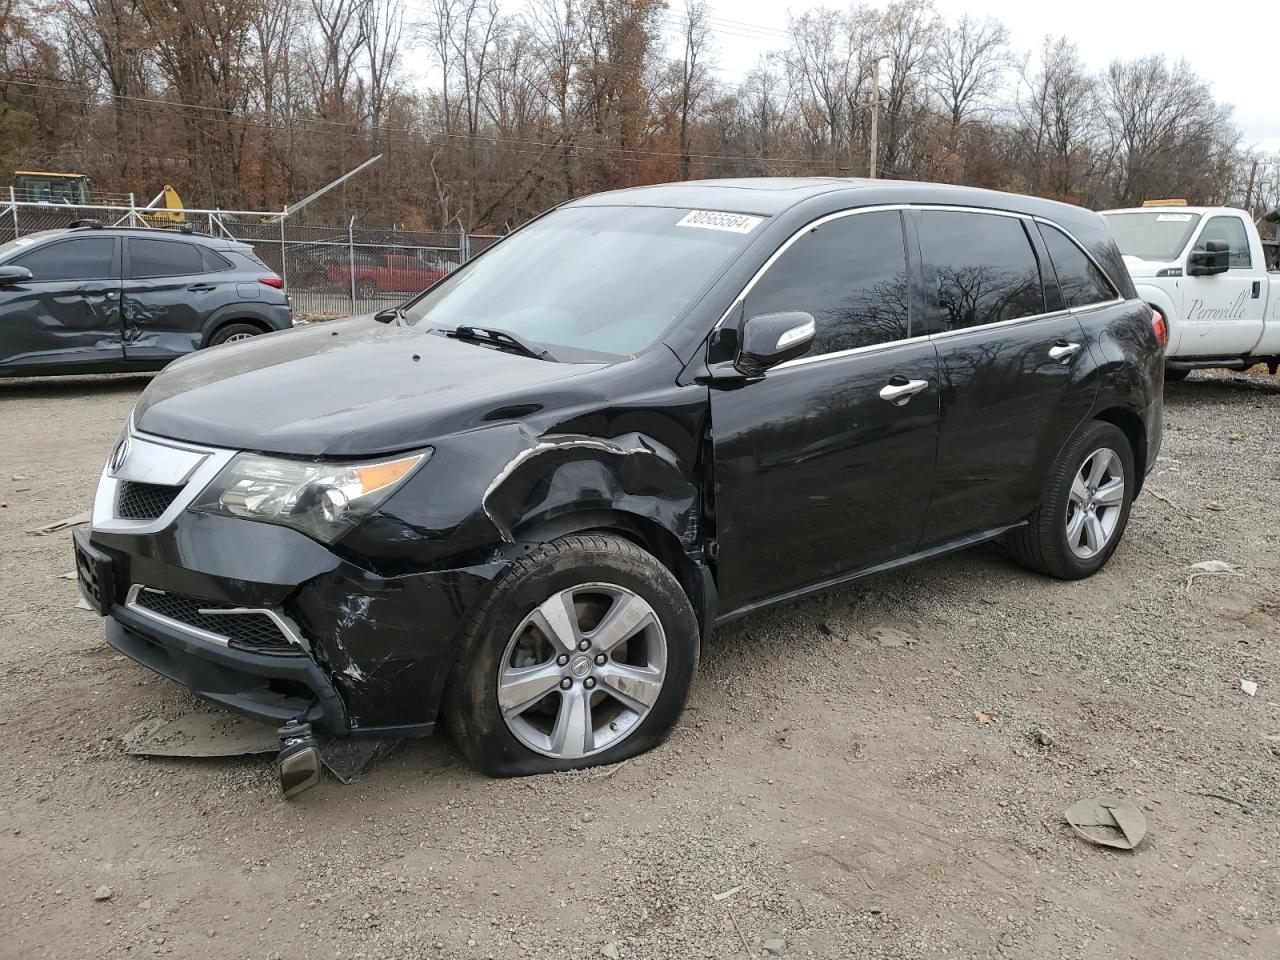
[{"xmin": 192, "ymin": 450, "xmax": 429, "ymax": 543}]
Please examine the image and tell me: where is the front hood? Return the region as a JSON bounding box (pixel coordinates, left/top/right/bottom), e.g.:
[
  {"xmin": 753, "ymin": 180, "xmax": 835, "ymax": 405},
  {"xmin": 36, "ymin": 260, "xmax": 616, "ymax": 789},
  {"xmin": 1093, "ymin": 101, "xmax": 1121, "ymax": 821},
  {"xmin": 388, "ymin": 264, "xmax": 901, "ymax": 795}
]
[
  {"xmin": 134, "ymin": 317, "xmax": 608, "ymax": 456},
  {"xmin": 1122, "ymin": 255, "xmax": 1177, "ymax": 279}
]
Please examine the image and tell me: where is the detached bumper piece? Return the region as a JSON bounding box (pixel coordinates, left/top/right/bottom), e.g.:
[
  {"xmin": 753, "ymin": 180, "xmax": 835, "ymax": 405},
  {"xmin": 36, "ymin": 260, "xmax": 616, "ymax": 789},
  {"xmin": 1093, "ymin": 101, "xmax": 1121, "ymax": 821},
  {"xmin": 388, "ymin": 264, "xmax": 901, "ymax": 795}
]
[{"xmin": 106, "ymin": 605, "xmax": 347, "ymax": 731}]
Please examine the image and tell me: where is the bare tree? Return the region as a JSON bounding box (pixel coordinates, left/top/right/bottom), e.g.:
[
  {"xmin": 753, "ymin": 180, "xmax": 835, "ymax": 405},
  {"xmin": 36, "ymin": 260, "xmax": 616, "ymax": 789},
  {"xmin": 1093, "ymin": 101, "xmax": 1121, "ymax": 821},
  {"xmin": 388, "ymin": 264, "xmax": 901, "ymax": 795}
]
[
  {"xmin": 1015, "ymin": 36, "xmax": 1103, "ymax": 203},
  {"xmin": 1102, "ymin": 55, "xmax": 1236, "ymax": 205},
  {"xmin": 672, "ymin": 0, "xmax": 711, "ymax": 180},
  {"xmin": 930, "ymin": 15, "xmax": 1010, "ymax": 129},
  {"xmin": 877, "ymin": 0, "xmax": 937, "ymax": 176}
]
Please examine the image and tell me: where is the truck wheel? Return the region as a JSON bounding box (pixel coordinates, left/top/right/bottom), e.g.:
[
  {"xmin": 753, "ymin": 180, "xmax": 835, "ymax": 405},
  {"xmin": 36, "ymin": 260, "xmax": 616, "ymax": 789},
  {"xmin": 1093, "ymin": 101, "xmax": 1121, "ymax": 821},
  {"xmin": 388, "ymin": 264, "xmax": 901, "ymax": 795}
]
[
  {"xmin": 207, "ymin": 322, "xmax": 263, "ymax": 347},
  {"xmin": 1164, "ymin": 366, "xmax": 1190, "ymax": 382},
  {"xmin": 355, "ymin": 279, "xmax": 376, "ymax": 300},
  {"xmin": 443, "ymin": 534, "xmax": 699, "ymax": 777},
  {"xmin": 1006, "ymin": 421, "xmax": 1135, "ymax": 580}
]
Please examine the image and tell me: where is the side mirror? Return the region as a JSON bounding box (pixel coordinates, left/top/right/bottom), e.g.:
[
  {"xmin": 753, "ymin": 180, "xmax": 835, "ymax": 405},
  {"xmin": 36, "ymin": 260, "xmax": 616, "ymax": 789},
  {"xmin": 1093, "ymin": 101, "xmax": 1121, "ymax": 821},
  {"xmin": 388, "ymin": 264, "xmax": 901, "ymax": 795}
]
[
  {"xmin": 0, "ymin": 265, "xmax": 34, "ymax": 285},
  {"xmin": 1187, "ymin": 239, "xmax": 1230, "ymax": 276},
  {"xmin": 736, "ymin": 311, "xmax": 816, "ymax": 376}
]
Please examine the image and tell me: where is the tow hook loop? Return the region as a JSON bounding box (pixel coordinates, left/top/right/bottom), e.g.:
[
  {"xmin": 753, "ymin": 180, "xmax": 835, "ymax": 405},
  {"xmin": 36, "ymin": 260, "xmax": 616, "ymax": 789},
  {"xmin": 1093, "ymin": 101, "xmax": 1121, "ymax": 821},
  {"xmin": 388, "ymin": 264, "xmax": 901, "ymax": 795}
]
[{"xmin": 276, "ymin": 719, "xmax": 320, "ymax": 800}]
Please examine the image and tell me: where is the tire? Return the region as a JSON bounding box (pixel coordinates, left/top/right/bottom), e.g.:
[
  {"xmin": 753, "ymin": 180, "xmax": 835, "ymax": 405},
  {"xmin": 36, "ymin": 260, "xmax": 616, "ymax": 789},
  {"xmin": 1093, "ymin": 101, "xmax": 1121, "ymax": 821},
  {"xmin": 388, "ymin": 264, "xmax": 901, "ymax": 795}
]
[
  {"xmin": 443, "ymin": 533, "xmax": 699, "ymax": 777},
  {"xmin": 1006, "ymin": 420, "xmax": 1135, "ymax": 580},
  {"xmin": 207, "ymin": 322, "xmax": 264, "ymax": 347},
  {"xmin": 1164, "ymin": 365, "xmax": 1190, "ymax": 383},
  {"xmin": 355, "ymin": 279, "xmax": 377, "ymax": 300}
]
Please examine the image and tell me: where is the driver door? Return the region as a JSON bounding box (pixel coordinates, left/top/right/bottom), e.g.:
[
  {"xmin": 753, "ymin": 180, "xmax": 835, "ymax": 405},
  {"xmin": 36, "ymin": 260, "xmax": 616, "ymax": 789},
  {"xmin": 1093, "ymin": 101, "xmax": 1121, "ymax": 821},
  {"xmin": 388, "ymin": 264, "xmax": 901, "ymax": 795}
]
[
  {"xmin": 1180, "ymin": 214, "xmax": 1265, "ymax": 355},
  {"xmin": 0, "ymin": 235, "xmax": 122, "ymax": 373},
  {"xmin": 709, "ymin": 210, "xmax": 940, "ymax": 613}
]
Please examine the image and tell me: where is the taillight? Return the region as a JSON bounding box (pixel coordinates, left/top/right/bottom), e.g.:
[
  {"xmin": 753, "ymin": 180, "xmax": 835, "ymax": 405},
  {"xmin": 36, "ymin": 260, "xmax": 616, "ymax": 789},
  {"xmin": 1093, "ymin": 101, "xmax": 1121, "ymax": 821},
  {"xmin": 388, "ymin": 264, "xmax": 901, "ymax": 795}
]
[
  {"xmin": 259, "ymin": 275, "xmax": 284, "ymax": 289},
  {"xmin": 1151, "ymin": 309, "xmax": 1168, "ymax": 350}
]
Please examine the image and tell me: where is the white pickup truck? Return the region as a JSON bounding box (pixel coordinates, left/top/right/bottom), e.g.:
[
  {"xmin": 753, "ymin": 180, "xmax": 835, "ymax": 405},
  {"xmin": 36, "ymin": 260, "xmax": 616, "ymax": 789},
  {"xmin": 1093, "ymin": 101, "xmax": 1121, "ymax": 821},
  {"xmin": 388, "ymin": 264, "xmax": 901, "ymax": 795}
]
[{"xmin": 1102, "ymin": 205, "xmax": 1280, "ymax": 380}]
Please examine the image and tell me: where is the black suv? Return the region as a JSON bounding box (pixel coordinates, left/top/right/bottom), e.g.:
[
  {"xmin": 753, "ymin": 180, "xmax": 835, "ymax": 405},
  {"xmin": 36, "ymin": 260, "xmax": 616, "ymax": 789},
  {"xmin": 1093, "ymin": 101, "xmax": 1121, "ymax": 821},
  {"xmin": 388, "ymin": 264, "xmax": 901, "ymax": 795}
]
[
  {"xmin": 0, "ymin": 224, "xmax": 291, "ymax": 377},
  {"xmin": 75, "ymin": 179, "xmax": 1162, "ymax": 783}
]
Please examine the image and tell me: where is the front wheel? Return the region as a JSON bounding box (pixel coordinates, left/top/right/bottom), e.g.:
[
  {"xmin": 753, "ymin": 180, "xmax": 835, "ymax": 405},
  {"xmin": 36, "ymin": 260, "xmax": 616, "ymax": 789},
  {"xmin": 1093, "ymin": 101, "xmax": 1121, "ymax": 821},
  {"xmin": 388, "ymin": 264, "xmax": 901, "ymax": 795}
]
[
  {"xmin": 1006, "ymin": 421, "xmax": 1135, "ymax": 580},
  {"xmin": 1164, "ymin": 365, "xmax": 1190, "ymax": 383},
  {"xmin": 443, "ymin": 533, "xmax": 699, "ymax": 777}
]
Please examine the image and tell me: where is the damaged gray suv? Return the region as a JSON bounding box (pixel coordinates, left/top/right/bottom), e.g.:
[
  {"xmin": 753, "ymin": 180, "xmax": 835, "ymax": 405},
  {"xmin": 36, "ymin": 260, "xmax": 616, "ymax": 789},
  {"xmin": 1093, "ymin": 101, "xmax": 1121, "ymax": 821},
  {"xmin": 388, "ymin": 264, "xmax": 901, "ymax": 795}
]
[{"xmin": 75, "ymin": 178, "xmax": 1163, "ymax": 788}]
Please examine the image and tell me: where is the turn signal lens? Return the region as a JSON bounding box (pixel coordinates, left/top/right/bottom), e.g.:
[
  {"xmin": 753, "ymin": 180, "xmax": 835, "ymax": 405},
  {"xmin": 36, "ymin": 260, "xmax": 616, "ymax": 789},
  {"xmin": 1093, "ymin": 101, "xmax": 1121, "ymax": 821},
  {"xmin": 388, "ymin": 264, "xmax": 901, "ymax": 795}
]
[{"xmin": 1151, "ymin": 309, "xmax": 1168, "ymax": 350}]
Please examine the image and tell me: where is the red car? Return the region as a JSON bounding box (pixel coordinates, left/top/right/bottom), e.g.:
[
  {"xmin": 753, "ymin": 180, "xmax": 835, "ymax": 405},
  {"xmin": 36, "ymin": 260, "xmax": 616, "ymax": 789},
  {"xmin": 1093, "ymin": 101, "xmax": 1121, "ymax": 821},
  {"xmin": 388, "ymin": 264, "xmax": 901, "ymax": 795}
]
[{"xmin": 327, "ymin": 253, "xmax": 451, "ymax": 299}]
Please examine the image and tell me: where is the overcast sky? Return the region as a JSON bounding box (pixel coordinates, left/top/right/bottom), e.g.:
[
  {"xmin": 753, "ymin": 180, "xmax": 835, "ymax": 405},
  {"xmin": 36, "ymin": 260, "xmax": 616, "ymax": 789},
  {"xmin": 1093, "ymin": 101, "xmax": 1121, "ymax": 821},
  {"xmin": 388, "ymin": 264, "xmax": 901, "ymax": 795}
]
[{"xmin": 695, "ymin": 0, "xmax": 1279, "ymax": 152}]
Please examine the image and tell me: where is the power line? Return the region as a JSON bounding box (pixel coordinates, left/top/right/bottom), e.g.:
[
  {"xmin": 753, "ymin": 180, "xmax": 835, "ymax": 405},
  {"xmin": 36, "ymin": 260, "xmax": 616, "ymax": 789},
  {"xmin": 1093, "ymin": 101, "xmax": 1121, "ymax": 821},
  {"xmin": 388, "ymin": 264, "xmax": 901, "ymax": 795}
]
[{"xmin": 2, "ymin": 83, "xmax": 856, "ymax": 169}]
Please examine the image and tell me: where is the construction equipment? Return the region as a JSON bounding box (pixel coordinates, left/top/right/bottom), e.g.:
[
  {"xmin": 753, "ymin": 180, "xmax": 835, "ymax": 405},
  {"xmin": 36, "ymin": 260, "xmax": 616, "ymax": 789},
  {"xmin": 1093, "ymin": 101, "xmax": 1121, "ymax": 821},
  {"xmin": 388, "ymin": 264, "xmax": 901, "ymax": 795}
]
[
  {"xmin": 10, "ymin": 172, "xmax": 186, "ymax": 224},
  {"xmin": 12, "ymin": 171, "xmax": 91, "ymax": 204},
  {"xmin": 137, "ymin": 184, "xmax": 187, "ymax": 224}
]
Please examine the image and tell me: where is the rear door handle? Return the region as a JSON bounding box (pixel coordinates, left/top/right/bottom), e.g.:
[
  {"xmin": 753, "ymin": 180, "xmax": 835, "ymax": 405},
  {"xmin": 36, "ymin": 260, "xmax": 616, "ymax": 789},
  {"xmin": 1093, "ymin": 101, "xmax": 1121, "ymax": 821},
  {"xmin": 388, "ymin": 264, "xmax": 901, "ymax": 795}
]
[
  {"xmin": 1049, "ymin": 341, "xmax": 1082, "ymax": 363},
  {"xmin": 879, "ymin": 377, "xmax": 929, "ymax": 405},
  {"xmin": 188, "ymin": 283, "xmax": 215, "ymax": 292}
]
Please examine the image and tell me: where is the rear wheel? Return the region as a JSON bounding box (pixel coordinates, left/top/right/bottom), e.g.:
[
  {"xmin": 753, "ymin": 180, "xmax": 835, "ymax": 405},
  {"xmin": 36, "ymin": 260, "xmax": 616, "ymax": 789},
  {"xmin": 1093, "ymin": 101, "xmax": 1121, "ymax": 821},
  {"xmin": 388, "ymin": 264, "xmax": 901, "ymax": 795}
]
[
  {"xmin": 207, "ymin": 322, "xmax": 263, "ymax": 347},
  {"xmin": 1006, "ymin": 421, "xmax": 1135, "ymax": 580},
  {"xmin": 444, "ymin": 534, "xmax": 699, "ymax": 777}
]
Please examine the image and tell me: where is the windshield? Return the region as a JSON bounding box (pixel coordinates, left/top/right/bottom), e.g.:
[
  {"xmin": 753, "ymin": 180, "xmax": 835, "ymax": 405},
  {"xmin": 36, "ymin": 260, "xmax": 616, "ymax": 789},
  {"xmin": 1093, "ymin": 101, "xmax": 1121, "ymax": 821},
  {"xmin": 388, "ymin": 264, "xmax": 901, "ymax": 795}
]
[
  {"xmin": 1104, "ymin": 211, "xmax": 1202, "ymax": 261},
  {"xmin": 402, "ymin": 205, "xmax": 760, "ymax": 360}
]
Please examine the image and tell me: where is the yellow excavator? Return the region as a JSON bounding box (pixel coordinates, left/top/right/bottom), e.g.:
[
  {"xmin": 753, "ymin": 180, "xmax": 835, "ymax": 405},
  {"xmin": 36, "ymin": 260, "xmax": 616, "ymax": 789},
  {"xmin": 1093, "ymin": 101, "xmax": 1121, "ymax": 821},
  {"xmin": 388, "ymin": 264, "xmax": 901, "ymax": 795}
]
[{"xmin": 10, "ymin": 171, "xmax": 186, "ymax": 224}]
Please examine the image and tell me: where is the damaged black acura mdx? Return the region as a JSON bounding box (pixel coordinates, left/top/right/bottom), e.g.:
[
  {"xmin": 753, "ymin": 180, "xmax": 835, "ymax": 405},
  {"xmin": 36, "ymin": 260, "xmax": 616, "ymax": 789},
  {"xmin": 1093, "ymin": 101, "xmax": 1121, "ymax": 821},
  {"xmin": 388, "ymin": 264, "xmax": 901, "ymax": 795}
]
[{"xmin": 76, "ymin": 178, "xmax": 1163, "ymax": 781}]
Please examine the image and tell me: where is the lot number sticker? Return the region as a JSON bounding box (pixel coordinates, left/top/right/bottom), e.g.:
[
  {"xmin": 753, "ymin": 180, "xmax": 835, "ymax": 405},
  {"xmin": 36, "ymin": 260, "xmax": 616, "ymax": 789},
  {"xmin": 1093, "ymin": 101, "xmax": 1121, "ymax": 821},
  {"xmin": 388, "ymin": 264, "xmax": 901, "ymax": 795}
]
[
  {"xmin": 1155, "ymin": 213, "xmax": 1193, "ymax": 222},
  {"xmin": 676, "ymin": 210, "xmax": 764, "ymax": 234}
]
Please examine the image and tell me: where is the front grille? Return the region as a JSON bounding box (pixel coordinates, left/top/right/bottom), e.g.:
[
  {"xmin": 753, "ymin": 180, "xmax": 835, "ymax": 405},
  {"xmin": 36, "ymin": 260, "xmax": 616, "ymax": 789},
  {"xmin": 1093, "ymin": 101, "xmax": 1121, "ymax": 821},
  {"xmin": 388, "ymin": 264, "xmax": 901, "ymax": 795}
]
[
  {"xmin": 130, "ymin": 589, "xmax": 301, "ymax": 656},
  {"xmin": 117, "ymin": 481, "xmax": 182, "ymax": 521}
]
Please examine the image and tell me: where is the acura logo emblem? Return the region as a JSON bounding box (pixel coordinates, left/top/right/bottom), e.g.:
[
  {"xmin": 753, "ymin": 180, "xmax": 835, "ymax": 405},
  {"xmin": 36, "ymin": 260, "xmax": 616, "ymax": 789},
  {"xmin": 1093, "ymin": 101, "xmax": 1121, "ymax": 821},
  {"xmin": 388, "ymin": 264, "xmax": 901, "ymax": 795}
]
[{"xmin": 110, "ymin": 437, "xmax": 131, "ymax": 473}]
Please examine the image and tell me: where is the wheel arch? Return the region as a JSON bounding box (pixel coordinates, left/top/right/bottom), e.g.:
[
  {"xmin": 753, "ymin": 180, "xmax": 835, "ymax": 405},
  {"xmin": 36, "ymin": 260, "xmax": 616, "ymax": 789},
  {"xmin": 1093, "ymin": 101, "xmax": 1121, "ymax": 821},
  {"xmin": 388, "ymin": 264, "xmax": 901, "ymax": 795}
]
[
  {"xmin": 205, "ymin": 316, "xmax": 272, "ymax": 344},
  {"xmin": 512, "ymin": 508, "xmax": 716, "ymax": 643},
  {"xmin": 1092, "ymin": 405, "xmax": 1147, "ymax": 493}
]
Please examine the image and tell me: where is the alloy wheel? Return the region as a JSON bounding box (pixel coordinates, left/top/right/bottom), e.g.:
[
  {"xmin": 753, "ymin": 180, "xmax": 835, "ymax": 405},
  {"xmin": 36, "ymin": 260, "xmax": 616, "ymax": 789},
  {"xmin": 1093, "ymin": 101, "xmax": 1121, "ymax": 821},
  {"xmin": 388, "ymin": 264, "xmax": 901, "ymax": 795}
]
[
  {"xmin": 497, "ymin": 582, "xmax": 667, "ymax": 759},
  {"xmin": 1065, "ymin": 447, "xmax": 1125, "ymax": 560},
  {"xmin": 225, "ymin": 332, "xmax": 257, "ymax": 343}
]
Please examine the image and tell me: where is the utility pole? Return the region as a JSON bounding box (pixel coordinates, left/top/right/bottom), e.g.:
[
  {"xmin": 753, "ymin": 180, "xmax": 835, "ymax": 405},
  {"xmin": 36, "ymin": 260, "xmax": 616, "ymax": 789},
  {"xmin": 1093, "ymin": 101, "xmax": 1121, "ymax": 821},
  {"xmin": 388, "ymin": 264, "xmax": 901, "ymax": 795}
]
[
  {"xmin": 869, "ymin": 58, "xmax": 881, "ymax": 179},
  {"xmin": 1244, "ymin": 157, "xmax": 1258, "ymax": 214}
]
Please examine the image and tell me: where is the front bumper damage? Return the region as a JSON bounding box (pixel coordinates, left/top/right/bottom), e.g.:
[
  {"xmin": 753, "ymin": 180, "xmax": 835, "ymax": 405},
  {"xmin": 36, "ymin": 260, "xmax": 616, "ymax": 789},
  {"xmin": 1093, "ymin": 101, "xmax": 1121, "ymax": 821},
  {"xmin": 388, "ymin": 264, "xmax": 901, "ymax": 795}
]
[{"xmin": 82, "ymin": 516, "xmax": 507, "ymax": 737}]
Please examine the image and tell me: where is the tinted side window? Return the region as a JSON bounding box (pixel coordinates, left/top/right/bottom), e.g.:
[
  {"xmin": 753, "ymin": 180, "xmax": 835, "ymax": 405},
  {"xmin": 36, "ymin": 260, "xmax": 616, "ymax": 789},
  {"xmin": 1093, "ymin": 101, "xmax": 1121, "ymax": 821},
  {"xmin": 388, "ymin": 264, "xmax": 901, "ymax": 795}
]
[
  {"xmin": 14, "ymin": 237, "xmax": 116, "ymax": 281},
  {"xmin": 128, "ymin": 238, "xmax": 205, "ymax": 278},
  {"xmin": 1040, "ymin": 223, "xmax": 1116, "ymax": 308},
  {"xmin": 745, "ymin": 210, "xmax": 909, "ymax": 356},
  {"xmin": 918, "ymin": 211, "xmax": 1044, "ymax": 330},
  {"xmin": 1195, "ymin": 216, "xmax": 1251, "ymax": 269},
  {"xmin": 200, "ymin": 247, "xmax": 233, "ymax": 272}
]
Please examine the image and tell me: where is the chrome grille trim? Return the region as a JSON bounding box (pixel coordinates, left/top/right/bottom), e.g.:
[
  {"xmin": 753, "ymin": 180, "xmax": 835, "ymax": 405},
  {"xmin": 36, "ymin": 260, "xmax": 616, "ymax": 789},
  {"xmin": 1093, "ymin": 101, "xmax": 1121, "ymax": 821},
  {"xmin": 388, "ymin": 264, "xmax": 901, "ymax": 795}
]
[
  {"xmin": 92, "ymin": 418, "xmax": 238, "ymax": 535},
  {"xmin": 124, "ymin": 584, "xmax": 308, "ymax": 655}
]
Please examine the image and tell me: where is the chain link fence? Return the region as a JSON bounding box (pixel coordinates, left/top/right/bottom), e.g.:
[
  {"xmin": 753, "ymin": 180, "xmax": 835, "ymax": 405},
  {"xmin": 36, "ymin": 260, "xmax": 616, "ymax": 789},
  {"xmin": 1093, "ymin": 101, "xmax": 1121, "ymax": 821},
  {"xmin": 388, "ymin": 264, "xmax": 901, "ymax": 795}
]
[{"xmin": 0, "ymin": 193, "xmax": 500, "ymax": 320}]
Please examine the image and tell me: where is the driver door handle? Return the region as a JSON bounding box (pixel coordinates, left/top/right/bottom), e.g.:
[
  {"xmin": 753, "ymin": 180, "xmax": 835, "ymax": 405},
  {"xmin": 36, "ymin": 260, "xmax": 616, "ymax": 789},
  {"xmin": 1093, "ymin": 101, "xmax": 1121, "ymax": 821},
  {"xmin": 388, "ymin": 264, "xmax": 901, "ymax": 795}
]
[
  {"xmin": 1049, "ymin": 340, "xmax": 1082, "ymax": 363},
  {"xmin": 879, "ymin": 377, "xmax": 929, "ymax": 404}
]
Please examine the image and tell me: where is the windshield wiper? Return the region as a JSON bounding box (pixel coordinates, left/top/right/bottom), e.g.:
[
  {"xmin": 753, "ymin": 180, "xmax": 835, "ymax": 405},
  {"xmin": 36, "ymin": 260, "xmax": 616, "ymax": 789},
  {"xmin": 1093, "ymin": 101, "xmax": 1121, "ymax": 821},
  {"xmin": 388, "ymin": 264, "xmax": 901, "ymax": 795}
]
[{"xmin": 443, "ymin": 325, "xmax": 557, "ymax": 362}]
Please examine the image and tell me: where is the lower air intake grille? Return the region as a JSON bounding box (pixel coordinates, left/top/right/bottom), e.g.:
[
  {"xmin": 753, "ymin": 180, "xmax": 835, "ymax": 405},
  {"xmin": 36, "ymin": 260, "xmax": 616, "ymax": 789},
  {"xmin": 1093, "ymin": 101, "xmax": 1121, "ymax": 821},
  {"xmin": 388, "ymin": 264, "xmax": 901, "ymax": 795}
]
[
  {"xmin": 117, "ymin": 481, "xmax": 182, "ymax": 521},
  {"xmin": 130, "ymin": 589, "xmax": 301, "ymax": 656}
]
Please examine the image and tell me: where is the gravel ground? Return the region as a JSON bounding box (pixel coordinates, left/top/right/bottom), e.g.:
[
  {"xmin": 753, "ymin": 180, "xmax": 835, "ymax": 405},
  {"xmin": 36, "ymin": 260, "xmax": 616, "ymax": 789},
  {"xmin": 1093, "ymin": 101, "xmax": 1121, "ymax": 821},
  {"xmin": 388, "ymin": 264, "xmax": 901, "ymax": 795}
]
[{"xmin": 0, "ymin": 369, "xmax": 1277, "ymax": 960}]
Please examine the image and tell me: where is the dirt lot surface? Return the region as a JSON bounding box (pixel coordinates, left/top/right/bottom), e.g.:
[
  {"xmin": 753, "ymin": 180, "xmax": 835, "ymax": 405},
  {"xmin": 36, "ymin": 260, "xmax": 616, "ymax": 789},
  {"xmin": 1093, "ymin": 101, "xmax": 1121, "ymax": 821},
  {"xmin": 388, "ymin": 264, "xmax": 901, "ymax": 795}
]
[{"xmin": 1, "ymin": 371, "xmax": 1277, "ymax": 960}]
